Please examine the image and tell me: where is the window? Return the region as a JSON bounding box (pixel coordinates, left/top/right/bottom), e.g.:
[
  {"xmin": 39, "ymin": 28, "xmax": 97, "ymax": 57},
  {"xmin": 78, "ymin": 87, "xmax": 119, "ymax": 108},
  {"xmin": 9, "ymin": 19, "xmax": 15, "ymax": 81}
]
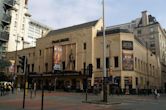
[
  {"xmin": 137, "ymin": 30, "xmax": 142, "ymax": 34},
  {"xmin": 150, "ymin": 42, "xmax": 155, "ymax": 47},
  {"xmin": 62, "ymin": 61, "xmax": 65, "ymax": 70},
  {"xmin": 96, "ymin": 58, "xmax": 100, "ymax": 69},
  {"xmin": 106, "ymin": 57, "xmax": 109, "ymax": 68},
  {"xmin": 73, "ymin": 60, "xmax": 75, "ymax": 70},
  {"xmin": 138, "ymin": 59, "xmax": 140, "ymax": 70},
  {"xmin": 150, "ymin": 27, "xmax": 154, "ymax": 33},
  {"xmin": 114, "ymin": 56, "xmax": 119, "ymax": 67},
  {"xmin": 32, "ymin": 64, "xmax": 34, "ymax": 72},
  {"xmin": 135, "ymin": 57, "xmax": 137, "ymax": 69},
  {"xmin": 15, "ymin": 14, "xmax": 18, "ymax": 20},
  {"xmin": 23, "ymin": 17, "xmax": 25, "ymax": 23},
  {"xmin": 45, "ymin": 63, "xmax": 48, "ymax": 72},
  {"xmin": 15, "ymin": 39, "xmax": 20, "ymax": 43},
  {"xmin": 83, "ymin": 43, "xmax": 86, "ymax": 50},
  {"xmin": 39, "ymin": 50, "xmax": 41, "ymax": 56},
  {"xmin": 83, "ymin": 62, "xmax": 86, "ymax": 73},
  {"xmin": 136, "ymin": 77, "xmax": 138, "ymax": 86},
  {"xmin": 152, "ymin": 66, "xmax": 155, "ymax": 76},
  {"xmin": 22, "ymin": 24, "xmax": 25, "ymax": 30},
  {"xmin": 83, "ymin": 62, "xmax": 86, "ymax": 69},
  {"xmin": 150, "ymin": 35, "xmax": 155, "ymax": 39},
  {"xmin": 14, "ymin": 21, "xmax": 17, "ymax": 27}
]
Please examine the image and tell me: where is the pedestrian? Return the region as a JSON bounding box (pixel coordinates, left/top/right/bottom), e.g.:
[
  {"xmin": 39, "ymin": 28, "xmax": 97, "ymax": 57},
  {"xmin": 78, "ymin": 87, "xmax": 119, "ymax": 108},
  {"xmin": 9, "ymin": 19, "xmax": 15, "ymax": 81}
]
[
  {"xmin": 93, "ymin": 84, "xmax": 98, "ymax": 95},
  {"xmin": 48, "ymin": 82, "xmax": 51, "ymax": 92},
  {"xmin": 11, "ymin": 82, "xmax": 14, "ymax": 94},
  {"xmin": 1, "ymin": 84, "xmax": 4, "ymax": 96},
  {"xmin": 17, "ymin": 83, "xmax": 20, "ymax": 92},
  {"xmin": 154, "ymin": 89, "xmax": 160, "ymax": 99},
  {"xmin": 30, "ymin": 84, "xmax": 32, "ymax": 98},
  {"xmin": 34, "ymin": 82, "xmax": 36, "ymax": 96}
]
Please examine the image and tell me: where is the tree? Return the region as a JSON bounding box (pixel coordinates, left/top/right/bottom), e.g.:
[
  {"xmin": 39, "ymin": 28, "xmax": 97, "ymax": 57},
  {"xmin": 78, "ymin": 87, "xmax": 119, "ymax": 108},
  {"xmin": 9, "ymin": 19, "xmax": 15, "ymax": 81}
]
[
  {"xmin": 0, "ymin": 72, "xmax": 8, "ymax": 81},
  {"xmin": 0, "ymin": 59, "xmax": 11, "ymax": 69},
  {"xmin": 0, "ymin": 59, "xmax": 11, "ymax": 81}
]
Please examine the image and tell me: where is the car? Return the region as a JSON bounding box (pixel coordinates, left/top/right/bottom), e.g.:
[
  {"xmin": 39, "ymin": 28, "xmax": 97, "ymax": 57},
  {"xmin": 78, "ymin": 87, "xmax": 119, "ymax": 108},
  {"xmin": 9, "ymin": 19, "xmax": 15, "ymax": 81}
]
[{"xmin": 0, "ymin": 81, "xmax": 12, "ymax": 90}]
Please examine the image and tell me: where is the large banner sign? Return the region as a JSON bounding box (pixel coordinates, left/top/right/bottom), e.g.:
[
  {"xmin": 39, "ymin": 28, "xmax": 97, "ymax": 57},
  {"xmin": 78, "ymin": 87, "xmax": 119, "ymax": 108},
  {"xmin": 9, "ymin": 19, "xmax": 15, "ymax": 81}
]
[
  {"xmin": 9, "ymin": 60, "xmax": 15, "ymax": 73},
  {"xmin": 122, "ymin": 52, "xmax": 134, "ymax": 71},
  {"xmin": 53, "ymin": 45, "xmax": 62, "ymax": 71}
]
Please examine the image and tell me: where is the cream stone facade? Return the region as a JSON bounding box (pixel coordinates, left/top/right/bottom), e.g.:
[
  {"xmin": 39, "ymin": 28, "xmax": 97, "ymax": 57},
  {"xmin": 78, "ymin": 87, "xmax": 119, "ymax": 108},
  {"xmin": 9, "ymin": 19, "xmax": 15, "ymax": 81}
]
[
  {"xmin": 97, "ymin": 31, "xmax": 160, "ymax": 89},
  {"xmin": 108, "ymin": 11, "xmax": 166, "ymax": 92},
  {"xmin": 6, "ymin": 19, "xmax": 161, "ymax": 93},
  {"xmin": 7, "ymin": 0, "xmax": 30, "ymax": 52}
]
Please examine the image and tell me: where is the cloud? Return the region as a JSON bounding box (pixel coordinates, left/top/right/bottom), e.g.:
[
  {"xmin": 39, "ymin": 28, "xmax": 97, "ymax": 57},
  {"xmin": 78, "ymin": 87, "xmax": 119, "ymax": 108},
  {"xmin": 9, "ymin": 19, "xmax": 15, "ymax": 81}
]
[
  {"xmin": 29, "ymin": 0, "xmax": 102, "ymax": 29},
  {"xmin": 28, "ymin": 0, "xmax": 166, "ymax": 29}
]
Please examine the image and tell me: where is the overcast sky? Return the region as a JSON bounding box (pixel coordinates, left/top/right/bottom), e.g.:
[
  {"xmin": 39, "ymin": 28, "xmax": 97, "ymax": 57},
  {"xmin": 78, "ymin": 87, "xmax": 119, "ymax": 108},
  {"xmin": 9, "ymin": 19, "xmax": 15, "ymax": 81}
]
[{"xmin": 28, "ymin": 0, "xmax": 166, "ymax": 29}]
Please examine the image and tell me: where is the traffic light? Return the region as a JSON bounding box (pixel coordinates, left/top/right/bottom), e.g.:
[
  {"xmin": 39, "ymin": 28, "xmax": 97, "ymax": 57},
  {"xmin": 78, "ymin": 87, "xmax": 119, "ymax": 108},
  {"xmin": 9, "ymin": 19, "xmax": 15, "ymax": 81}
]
[
  {"xmin": 19, "ymin": 56, "xmax": 26, "ymax": 73},
  {"xmin": 88, "ymin": 64, "xmax": 93, "ymax": 77}
]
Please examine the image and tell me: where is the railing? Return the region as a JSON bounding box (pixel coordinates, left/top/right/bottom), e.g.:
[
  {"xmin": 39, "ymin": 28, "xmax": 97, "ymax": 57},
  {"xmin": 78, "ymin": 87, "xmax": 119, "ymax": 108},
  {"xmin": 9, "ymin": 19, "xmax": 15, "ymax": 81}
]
[
  {"xmin": 0, "ymin": 31, "xmax": 9, "ymax": 42},
  {"xmin": 3, "ymin": 0, "xmax": 15, "ymax": 8},
  {"xmin": 2, "ymin": 13, "xmax": 11, "ymax": 24}
]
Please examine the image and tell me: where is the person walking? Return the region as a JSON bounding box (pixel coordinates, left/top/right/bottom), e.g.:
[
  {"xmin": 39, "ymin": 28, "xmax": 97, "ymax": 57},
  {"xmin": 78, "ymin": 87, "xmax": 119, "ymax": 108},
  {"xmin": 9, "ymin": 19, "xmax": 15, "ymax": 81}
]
[
  {"xmin": 154, "ymin": 89, "xmax": 160, "ymax": 99},
  {"xmin": 34, "ymin": 82, "xmax": 36, "ymax": 96},
  {"xmin": 11, "ymin": 82, "xmax": 14, "ymax": 94}
]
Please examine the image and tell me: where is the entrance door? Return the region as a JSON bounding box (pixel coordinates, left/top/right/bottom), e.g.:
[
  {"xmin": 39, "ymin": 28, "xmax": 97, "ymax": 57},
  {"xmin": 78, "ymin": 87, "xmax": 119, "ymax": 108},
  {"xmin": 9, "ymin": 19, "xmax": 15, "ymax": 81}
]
[{"xmin": 72, "ymin": 79, "xmax": 76, "ymax": 90}]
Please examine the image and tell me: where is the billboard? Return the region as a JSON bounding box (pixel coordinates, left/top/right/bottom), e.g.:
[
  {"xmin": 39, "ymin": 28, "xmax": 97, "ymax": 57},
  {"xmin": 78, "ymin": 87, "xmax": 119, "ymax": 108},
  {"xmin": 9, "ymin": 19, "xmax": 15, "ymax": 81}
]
[
  {"xmin": 9, "ymin": 60, "xmax": 15, "ymax": 73},
  {"xmin": 122, "ymin": 52, "xmax": 134, "ymax": 71},
  {"xmin": 53, "ymin": 45, "xmax": 62, "ymax": 71}
]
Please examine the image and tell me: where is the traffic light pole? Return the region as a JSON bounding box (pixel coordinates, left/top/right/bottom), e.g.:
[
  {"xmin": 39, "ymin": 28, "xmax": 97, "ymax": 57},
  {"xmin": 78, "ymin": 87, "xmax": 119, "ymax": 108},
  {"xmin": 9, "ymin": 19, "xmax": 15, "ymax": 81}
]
[
  {"xmin": 23, "ymin": 57, "xmax": 27, "ymax": 109},
  {"xmin": 102, "ymin": 0, "xmax": 107, "ymax": 102},
  {"xmin": 41, "ymin": 74, "xmax": 44, "ymax": 110}
]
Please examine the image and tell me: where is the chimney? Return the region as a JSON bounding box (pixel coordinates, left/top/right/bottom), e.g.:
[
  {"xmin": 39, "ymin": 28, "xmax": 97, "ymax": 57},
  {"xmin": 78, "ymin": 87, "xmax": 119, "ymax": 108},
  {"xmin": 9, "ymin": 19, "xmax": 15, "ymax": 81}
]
[
  {"xmin": 25, "ymin": 0, "xmax": 28, "ymax": 5},
  {"xmin": 141, "ymin": 11, "xmax": 149, "ymax": 26}
]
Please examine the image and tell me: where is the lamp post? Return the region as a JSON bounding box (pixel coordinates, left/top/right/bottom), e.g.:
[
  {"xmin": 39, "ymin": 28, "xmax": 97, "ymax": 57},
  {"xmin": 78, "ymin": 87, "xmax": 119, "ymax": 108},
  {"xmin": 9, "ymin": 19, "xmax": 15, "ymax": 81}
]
[
  {"xmin": 102, "ymin": 0, "xmax": 107, "ymax": 102},
  {"xmin": 14, "ymin": 35, "xmax": 19, "ymax": 75},
  {"xmin": 14, "ymin": 34, "xmax": 20, "ymax": 89},
  {"xmin": 146, "ymin": 41, "xmax": 150, "ymax": 95}
]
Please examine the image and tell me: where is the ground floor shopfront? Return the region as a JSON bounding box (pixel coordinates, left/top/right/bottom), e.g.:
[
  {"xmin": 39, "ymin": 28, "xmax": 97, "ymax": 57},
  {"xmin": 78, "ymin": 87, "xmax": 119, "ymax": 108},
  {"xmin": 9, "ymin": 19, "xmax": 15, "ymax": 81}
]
[
  {"xmin": 15, "ymin": 71, "xmax": 160, "ymax": 95},
  {"xmin": 15, "ymin": 72, "xmax": 92, "ymax": 92},
  {"xmin": 92, "ymin": 70, "xmax": 161, "ymax": 95}
]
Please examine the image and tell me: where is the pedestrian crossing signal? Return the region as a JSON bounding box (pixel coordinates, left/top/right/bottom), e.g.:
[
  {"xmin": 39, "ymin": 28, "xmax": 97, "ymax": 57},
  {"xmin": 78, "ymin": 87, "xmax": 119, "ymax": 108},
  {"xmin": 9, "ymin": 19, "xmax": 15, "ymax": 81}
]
[{"xmin": 19, "ymin": 56, "xmax": 26, "ymax": 73}]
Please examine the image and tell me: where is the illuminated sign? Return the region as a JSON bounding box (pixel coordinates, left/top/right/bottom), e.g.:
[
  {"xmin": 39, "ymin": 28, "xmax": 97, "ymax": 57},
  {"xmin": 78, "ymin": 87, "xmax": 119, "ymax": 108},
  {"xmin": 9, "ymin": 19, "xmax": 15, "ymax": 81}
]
[
  {"xmin": 122, "ymin": 41, "xmax": 133, "ymax": 50},
  {"xmin": 52, "ymin": 38, "xmax": 69, "ymax": 44}
]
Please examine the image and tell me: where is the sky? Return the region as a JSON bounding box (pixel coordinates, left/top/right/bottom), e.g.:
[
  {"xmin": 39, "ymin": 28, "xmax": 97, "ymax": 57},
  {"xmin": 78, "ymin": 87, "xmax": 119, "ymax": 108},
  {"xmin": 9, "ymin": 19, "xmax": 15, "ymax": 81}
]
[{"xmin": 28, "ymin": 0, "xmax": 166, "ymax": 29}]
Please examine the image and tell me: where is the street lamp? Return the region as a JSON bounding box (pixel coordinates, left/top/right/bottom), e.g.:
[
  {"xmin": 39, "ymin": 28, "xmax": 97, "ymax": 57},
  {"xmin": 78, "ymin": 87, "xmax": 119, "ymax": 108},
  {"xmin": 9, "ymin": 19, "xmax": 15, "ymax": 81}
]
[
  {"xmin": 102, "ymin": 0, "xmax": 107, "ymax": 102},
  {"xmin": 14, "ymin": 34, "xmax": 19, "ymax": 83},
  {"xmin": 146, "ymin": 41, "xmax": 150, "ymax": 94}
]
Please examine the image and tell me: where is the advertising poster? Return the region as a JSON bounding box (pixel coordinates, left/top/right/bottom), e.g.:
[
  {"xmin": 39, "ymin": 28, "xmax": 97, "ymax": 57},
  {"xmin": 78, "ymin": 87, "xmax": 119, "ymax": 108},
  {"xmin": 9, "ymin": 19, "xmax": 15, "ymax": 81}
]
[
  {"xmin": 53, "ymin": 45, "xmax": 62, "ymax": 71},
  {"xmin": 122, "ymin": 52, "xmax": 134, "ymax": 71},
  {"xmin": 9, "ymin": 60, "xmax": 15, "ymax": 73}
]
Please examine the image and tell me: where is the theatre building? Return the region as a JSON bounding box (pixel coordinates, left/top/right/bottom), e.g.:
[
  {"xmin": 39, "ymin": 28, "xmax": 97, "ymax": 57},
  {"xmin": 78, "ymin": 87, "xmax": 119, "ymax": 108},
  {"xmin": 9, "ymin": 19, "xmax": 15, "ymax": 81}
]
[{"xmin": 6, "ymin": 19, "xmax": 161, "ymax": 93}]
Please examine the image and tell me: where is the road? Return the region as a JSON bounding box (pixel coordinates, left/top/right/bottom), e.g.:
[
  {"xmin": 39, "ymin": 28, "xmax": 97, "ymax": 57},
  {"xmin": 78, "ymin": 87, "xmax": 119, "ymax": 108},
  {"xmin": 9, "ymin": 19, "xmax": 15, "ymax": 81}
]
[{"xmin": 0, "ymin": 90, "xmax": 166, "ymax": 110}]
